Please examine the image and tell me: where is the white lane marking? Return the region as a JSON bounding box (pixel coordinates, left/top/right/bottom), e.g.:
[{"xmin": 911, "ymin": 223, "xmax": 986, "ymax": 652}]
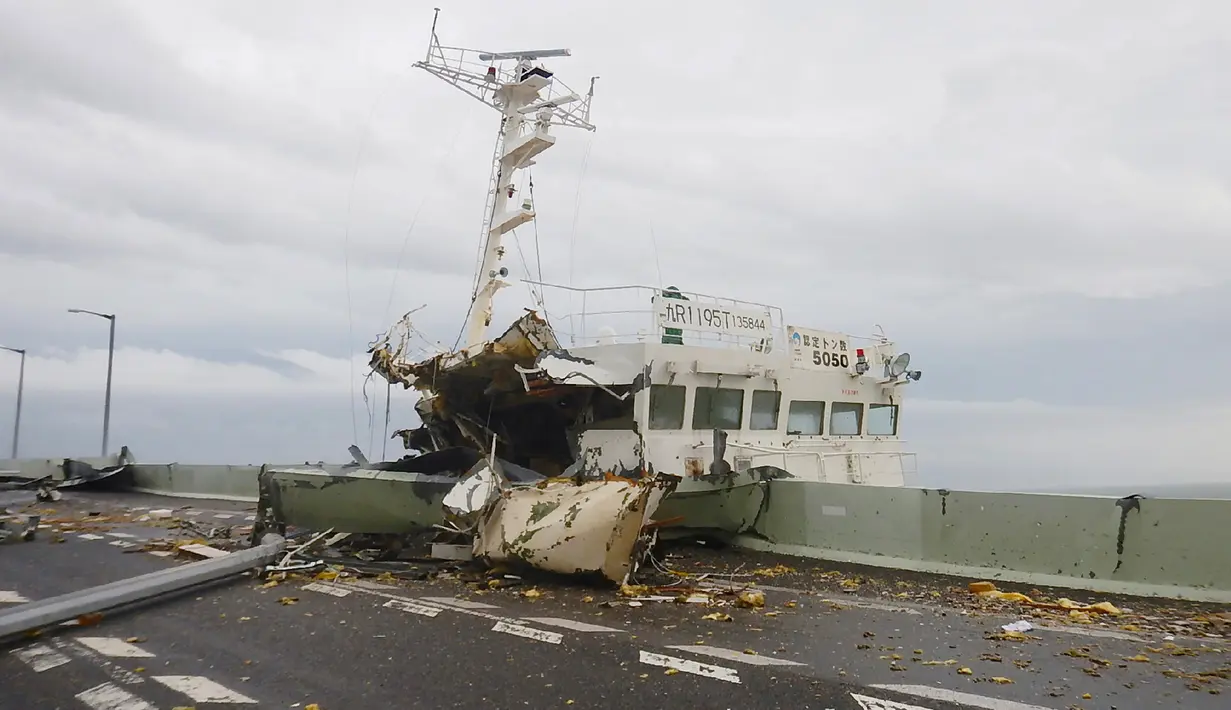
[
  {"xmin": 384, "ymin": 599, "xmax": 442, "ymax": 617},
  {"xmin": 147, "ymin": 550, "xmax": 174, "ymax": 558},
  {"xmin": 491, "ymin": 620, "xmax": 563, "ymax": 644},
  {"xmin": 421, "ymin": 596, "xmax": 500, "ymax": 610},
  {"xmin": 106, "ymin": 532, "xmax": 137, "ymax": 539},
  {"xmin": 665, "ymin": 644, "xmax": 806, "ymax": 666},
  {"xmin": 12, "ymin": 643, "xmax": 72, "ymax": 672},
  {"xmin": 868, "ymin": 685, "xmax": 1057, "ymax": 710},
  {"xmin": 303, "ymin": 582, "xmax": 351, "ymax": 598},
  {"xmin": 152, "ymin": 675, "xmax": 257, "ymax": 703},
  {"xmin": 317, "ymin": 582, "xmax": 512, "ymax": 626},
  {"xmin": 78, "ymin": 533, "xmax": 106, "ymax": 540},
  {"xmin": 244, "ymin": 515, "xmax": 256, "ymax": 522},
  {"xmin": 639, "ymin": 650, "xmax": 741, "ymax": 684},
  {"xmin": 0, "ymin": 590, "xmax": 30, "ymax": 603},
  {"xmin": 52, "ymin": 637, "xmax": 144, "ymax": 685},
  {"xmin": 109, "ymin": 540, "xmax": 136, "ymax": 548},
  {"xmin": 75, "ymin": 637, "xmax": 155, "ymax": 658},
  {"xmin": 521, "ymin": 617, "xmax": 625, "ymax": 633},
  {"xmin": 212, "ymin": 513, "xmax": 236, "ymax": 520},
  {"xmin": 347, "ymin": 580, "xmax": 398, "ymax": 591},
  {"xmin": 183, "ymin": 510, "xmax": 201, "ymax": 516},
  {"xmin": 76, "ymin": 682, "xmax": 156, "ymax": 710}
]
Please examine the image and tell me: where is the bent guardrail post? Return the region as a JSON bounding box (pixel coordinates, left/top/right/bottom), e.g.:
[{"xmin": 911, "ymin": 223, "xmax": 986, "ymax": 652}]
[{"xmin": 0, "ymin": 534, "xmax": 286, "ymax": 641}]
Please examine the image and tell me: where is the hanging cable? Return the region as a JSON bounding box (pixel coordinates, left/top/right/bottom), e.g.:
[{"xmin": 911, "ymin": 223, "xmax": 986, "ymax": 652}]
[{"xmin": 566, "ymin": 137, "xmax": 595, "ymax": 341}]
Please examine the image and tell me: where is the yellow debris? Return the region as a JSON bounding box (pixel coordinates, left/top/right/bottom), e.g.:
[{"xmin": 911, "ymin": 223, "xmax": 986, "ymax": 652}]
[
  {"xmin": 277, "ymin": 597, "xmax": 298, "ymax": 606},
  {"xmin": 957, "ymin": 667, "xmax": 973, "ymax": 675},
  {"xmin": 751, "ymin": 564, "xmax": 796, "ymax": 578},
  {"xmin": 736, "ymin": 590, "xmax": 765, "ymax": 609},
  {"xmin": 701, "ymin": 612, "xmax": 733, "ymax": 622},
  {"xmin": 523, "ymin": 588, "xmax": 543, "ymax": 600},
  {"xmin": 990, "ymin": 677, "xmax": 1014, "ymax": 685}
]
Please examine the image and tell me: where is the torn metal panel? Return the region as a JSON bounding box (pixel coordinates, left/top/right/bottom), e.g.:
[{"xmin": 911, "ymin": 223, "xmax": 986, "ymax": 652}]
[
  {"xmin": 58, "ymin": 447, "xmax": 137, "ymax": 491},
  {"xmin": 371, "ymin": 310, "xmax": 560, "ymax": 391},
  {"xmin": 254, "ymin": 452, "xmax": 546, "ymax": 536},
  {"xmin": 519, "ymin": 347, "xmax": 652, "ymax": 392},
  {"xmin": 473, "ymin": 474, "xmax": 680, "ymax": 585},
  {"xmin": 441, "ymin": 459, "xmax": 502, "ymax": 531},
  {"xmin": 574, "ymin": 430, "xmax": 644, "ymax": 478}
]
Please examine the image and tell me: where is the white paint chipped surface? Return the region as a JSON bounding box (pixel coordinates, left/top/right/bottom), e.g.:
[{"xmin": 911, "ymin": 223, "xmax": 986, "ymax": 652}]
[
  {"xmin": 78, "ymin": 533, "xmax": 106, "ymax": 540},
  {"xmin": 384, "ymin": 599, "xmax": 442, "ymax": 617},
  {"xmin": 152, "ymin": 675, "xmax": 257, "ymax": 703},
  {"xmin": 76, "ymin": 682, "xmax": 156, "ymax": 710},
  {"xmin": 639, "ymin": 650, "xmax": 741, "ymax": 683},
  {"xmin": 0, "ymin": 590, "xmax": 30, "ymax": 603},
  {"xmin": 106, "ymin": 532, "xmax": 137, "ymax": 539},
  {"xmin": 12, "ymin": 644, "xmax": 71, "ymax": 672},
  {"xmin": 109, "ymin": 540, "xmax": 136, "ymax": 548},
  {"xmin": 521, "ymin": 617, "xmax": 625, "ymax": 633},
  {"xmin": 664, "ymin": 645, "xmax": 806, "ymax": 666},
  {"xmin": 212, "ymin": 513, "xmax": 236, "ymax": 519},
  {"xmin": 75, "ymin": 637, "xmax": 155, "ymax": 658},
  {"xmin": 491, "ymin": 621, "xmax": 563, "ymax": 644},
  {"xmin": 303, "ymin": 582, "xmax": 351, "ymax": 597},
  {"xmin": 867, "ymin": 685, "xmax": 1057, "ymax": 710}
]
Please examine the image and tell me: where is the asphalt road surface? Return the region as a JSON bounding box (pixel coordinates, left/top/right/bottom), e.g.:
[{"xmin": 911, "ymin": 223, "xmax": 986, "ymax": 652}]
[{"xmin": 3, "ymin": 491, "xmax": 1227, "ymax": 709}]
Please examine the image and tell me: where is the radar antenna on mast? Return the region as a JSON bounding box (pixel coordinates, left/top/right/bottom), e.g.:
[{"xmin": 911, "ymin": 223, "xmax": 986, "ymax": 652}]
[{"xmin": 414, "ymin": 9, "xmax": 598, "ymax": 350}]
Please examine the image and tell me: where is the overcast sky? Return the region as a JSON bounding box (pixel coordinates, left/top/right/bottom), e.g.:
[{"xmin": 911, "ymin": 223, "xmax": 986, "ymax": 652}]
[{"xmin": 0, "ymin": 0, "xmax": 1228, "ymax": 490}]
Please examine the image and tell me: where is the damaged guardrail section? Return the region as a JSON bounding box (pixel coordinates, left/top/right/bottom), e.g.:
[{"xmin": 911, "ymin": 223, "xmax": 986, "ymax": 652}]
[
  {"xmin": 0, "ymin": 535, "xmax": 286, "ymax": 641},
  {"xmin": 744, "ymin": 481, "xmax": 1231, "ymax": 603}
]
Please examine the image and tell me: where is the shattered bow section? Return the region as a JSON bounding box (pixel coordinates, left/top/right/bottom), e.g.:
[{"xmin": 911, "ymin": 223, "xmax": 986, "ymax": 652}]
[{"xmin": 258, "ymin": 311, "xmax": 671, "ymax": 585}]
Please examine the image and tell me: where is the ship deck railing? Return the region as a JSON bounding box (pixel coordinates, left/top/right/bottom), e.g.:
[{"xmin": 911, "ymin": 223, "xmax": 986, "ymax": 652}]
[{"xmin": 523, "ymin": 280, "xmax": 787, "ymax": 352}]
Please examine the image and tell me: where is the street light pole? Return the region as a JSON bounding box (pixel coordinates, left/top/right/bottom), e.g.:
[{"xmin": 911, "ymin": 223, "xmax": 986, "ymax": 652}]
[
  {"xmin": 68, "ymin": 309, "xmax": 116, "ymax": 457},
  {"xmin": 0, "ymin": 346, "xmax": 24, "ymax": 459}
]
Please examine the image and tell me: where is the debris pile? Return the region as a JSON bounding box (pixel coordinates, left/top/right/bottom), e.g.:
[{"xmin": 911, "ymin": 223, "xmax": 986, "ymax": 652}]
[{"xmin": 253, "ymin": 311, "xmax": 680, "ymax": 588}]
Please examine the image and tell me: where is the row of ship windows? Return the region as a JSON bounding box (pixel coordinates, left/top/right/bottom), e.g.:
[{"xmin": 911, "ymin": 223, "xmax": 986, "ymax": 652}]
[{"xmin": 647, "ymin": 385, "xmax": 899, "ymax": 436}]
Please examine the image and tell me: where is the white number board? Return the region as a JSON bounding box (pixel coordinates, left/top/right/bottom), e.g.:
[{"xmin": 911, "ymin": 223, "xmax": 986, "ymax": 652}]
[
  {"xmin": 787, "ymin": 325, "xmax": 852, "ymax": 370},
  {"xmin": 654, "ymin": 296, "xmax": 773, "ymax": 339}
]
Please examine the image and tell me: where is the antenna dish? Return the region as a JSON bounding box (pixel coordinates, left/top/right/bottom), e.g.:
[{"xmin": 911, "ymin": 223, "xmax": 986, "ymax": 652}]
[{"xmin": 889, "ymin": 353, "xmax": 911, "ymax": 378}]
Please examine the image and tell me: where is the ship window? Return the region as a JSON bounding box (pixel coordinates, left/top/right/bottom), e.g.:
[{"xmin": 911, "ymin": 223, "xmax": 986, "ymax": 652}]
[
  {"xmin": 867, "ymin": 403, "xmax": 898, "ymax": 436},
  {"xmin": 830, "ymin": 402, "xmax": 864, "ymax": 436},
  {"xmin": 692, "ymin": 387, "xmax": 744, "ymax": 430},
  {"xmin": 786, "ymin": 400, "xmax": 824, "ymax": 436},
  {"xmin": 749, "ymin": 390, "xmax": 781, "ymax": 430},
  {"xmin": 648, "ymin": 385, "xmax": 686, "ymax": 430}
]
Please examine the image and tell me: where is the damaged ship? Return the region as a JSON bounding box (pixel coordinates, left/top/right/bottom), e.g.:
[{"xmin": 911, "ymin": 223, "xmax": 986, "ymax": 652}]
[{"xmin": 256, "ymin": 11, "xmax": 923, "ymax": 585}]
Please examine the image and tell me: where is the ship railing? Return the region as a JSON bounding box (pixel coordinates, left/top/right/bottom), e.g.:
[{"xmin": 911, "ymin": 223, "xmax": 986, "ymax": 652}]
[
  {"xmin": 423, "ymin": 45, "xmax": 590, "ymax": 116},
  {"xmin": 523, "ymin": 280, "xmax": 786, "ymax": 351}
]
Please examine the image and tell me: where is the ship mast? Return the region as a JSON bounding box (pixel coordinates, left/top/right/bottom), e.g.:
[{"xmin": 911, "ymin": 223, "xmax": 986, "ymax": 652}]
[{"xmin": 414, "ymin": 9, "xmax": 597, "ymax": 350}]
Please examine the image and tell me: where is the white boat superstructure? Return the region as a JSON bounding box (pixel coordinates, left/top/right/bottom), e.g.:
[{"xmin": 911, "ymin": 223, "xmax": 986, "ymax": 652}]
[
  {"xmin": 367, "ymin": 13, "xmax": 924, "ymax": 543},
  {"xmin": 513, "ymin": 281, "xmax": 924, "ymax": 491}
]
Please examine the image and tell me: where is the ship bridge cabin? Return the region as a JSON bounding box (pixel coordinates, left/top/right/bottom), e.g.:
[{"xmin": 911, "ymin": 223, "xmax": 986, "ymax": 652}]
[{"xmin": 525, "ymin": 282, "xmax": 922, "ymax": 489}]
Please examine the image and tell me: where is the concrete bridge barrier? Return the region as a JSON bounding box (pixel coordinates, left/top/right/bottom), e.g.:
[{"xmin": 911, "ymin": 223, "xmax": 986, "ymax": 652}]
[{"xmin": 746, "ymin": 481, "xmax": 1231, "ymax": 603}]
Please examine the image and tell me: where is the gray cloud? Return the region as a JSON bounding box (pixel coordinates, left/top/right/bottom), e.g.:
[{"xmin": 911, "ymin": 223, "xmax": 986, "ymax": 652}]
[{"xmin": 0, "ymin": 0, "xmax": 1228, "ymax": 478}]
